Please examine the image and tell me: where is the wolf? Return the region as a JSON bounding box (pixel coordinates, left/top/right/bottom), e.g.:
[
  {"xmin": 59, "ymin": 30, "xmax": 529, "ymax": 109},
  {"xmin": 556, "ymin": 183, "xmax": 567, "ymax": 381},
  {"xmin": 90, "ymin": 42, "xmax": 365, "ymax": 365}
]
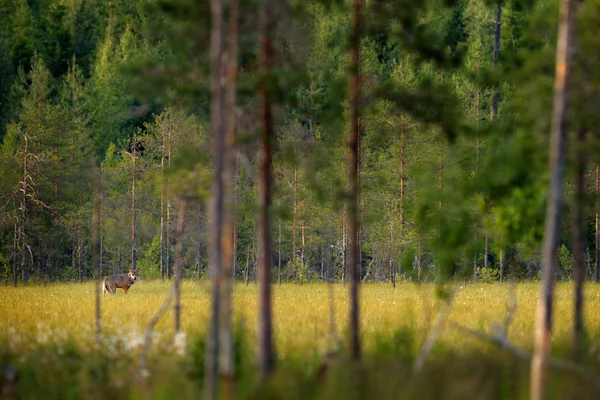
[{"xmin": 103, "ymin": 268, "xmax": 138, "ymax": 295}]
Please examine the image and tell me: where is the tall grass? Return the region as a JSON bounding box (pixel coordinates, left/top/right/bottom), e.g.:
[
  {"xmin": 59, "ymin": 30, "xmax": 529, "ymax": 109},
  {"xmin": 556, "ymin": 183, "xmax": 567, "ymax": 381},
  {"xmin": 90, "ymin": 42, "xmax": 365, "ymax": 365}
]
[{"xmin": 1, "ymin": 281, "xmax": 599, "ymax": 399}]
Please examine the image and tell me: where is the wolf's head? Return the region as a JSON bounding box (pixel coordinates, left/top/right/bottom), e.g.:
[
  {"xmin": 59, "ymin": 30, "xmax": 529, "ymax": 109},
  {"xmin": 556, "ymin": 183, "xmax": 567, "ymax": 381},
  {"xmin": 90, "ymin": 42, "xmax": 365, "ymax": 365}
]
[{"xmin": 128, "ymin": 268, "xmax": 138, "ymax": 283}]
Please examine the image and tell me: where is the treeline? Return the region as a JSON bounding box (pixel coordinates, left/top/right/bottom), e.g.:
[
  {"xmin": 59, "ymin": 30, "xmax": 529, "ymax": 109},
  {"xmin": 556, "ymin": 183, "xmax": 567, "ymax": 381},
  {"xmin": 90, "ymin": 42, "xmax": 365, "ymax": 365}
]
[{"xmin": 0, "ymin": 0, "xmax": 599, "ymax": 285}]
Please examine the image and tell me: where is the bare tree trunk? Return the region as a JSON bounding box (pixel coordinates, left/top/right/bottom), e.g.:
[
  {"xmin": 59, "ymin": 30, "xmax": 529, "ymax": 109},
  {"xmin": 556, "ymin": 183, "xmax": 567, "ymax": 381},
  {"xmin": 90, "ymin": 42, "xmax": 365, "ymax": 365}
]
[
  {"xmin": 93, "ymin": 167, "xmax": 102, "ymax": 343},
  {"xmin": 348, "ymin": 0, "xmax": 362, "ymax": 362},
  {"xmin": 131, "ymin": 140, "xmax": 137, "ymax": 272},
  {"xmin": 572, "ymin": 128, "xmax": 585, "ymax": 358},
  {"xmin": 198, "ymin": 205, "xmax": 203, "ymax": 280},
  {"xmin": 99, "ymin": 176, "xmax": 104, "ymax": 278},
  {"xmin": 484, "ymin": 234, "xmax": 489, "ymax": 270},
  {"xmin": 301, "ymin": 221, "xmax": 306, "ymax": 282},
  {"xmin": 219, "ymin": 0, "xmax": 239, "ymax": 392},
  {"xmin": 530, "ymin": 0, "xmax": 577, "ymax": 398},
  {"xmin": 474, "ymin": 88, "xmax": 481, "ymax": 282},
  {"xmin": 390, "ymin": 199, "xmax": 395, "ymax": 288},
  {"xmin": 399, "ymin": 115, "xmax": 406, "ymax": 278},
  {"xmin": 205, "ymin": 0, "xmax": 225, "ymax": 397},
  {"xmin": 499, "ymin": 248, "xmax": 505, "ymax": 283},
  {"xmin": 491, "ymin": 4, "xmax": 503, "ymax": 282},
  {"xmin": 342, "ymin": 212, "xmax": 346, "ymax": 285},
  {"xmin": 78, "ymin": 236, "xmax": 82, "ymax": 283},
  {"xmin": 594, "ymin": 165, "xmax": 600, "ymax": 283},
  {"xmin": 174, "ymin": 200, "xmax": 187, "ymax": 333},
  {"xmin": 167, "ymin": 201, "xmax": 172, "ymax": 278},
  {"xmin": 278, "ymin": 211, "xmax": 282, "ymax": 285},
  {"xmin": 293, "ymin": 167, "xmax": 297, "ymax": 261},
  {"xmin": 21, "ymin": 135, "xmax": 28, "ymax": 284},
  {"xmin": 244, "ymin": 246, "xmax": 250, "ymax": 285},
  {"xmin": 160, "ymin": 153, "xmax": 166, "ymax": 280},
  {"xmin": 13, "ymin": 219, "xmax": 17, "ymax": 287},
  {"xmin": 257, "ymin": 0, "xmax": 276, "ymax": 376},
  {"xmin": 490, "ymin": 3, "xmax": 502, "ymax": 120}
]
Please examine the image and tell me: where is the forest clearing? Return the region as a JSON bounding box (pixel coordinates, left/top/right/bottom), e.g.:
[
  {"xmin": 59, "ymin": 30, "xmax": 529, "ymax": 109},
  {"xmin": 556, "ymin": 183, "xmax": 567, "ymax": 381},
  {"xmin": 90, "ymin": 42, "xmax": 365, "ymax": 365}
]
[
  {"xmin": 1, "ymin": 0, "xmax": 598, "ymax": 397},
  {"xmin": 2, "ymin": 282, "xmax": 600, "ymax": 399}
]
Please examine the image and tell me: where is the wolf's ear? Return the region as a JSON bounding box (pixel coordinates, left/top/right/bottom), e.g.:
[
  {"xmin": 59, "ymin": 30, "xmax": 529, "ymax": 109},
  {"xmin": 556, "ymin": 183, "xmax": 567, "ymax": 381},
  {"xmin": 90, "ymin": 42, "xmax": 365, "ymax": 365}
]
[{"xmin": 129, "ymin": 268, "xmax": 134, "ymax": 273}]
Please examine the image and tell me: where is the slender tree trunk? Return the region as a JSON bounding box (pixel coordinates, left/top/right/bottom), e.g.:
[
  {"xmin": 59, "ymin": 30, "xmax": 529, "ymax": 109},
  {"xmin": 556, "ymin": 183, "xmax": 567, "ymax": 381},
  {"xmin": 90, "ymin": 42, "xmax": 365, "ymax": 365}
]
[
  {"xmin": 572, "ymin": 128, "xmax": 585, "ymax": 358},
  {"xmin": 484, "ymin": 234, "xmax": 489, "ymax": 270},
  {"xmin": 245, "ymin": 246, "xmax": 250, "ymax": 285},
  {"xmin": 301, "ymin": 221, "xmax": 306, "ymax": 282},
  {"xmin": 491, "ymin": 5, "xmax": 503, "ymax": 281},
  {"xmin": 93, "ymin": 167, "xmax": 102, "ymax": 343},
  {"xmin": 490, "ymin": 3, "xmax": 502, "ymax": 120},
  {"xmin": 131, "ymin": 140, "xmax": 137, "ymax": 272},
  {"xmin": 167, "ymin": 201, "xmax": 172, "ymax": 278},
  {"xmin": 160, "ymin": 154, "xmax": 166, "ymax": 280},
  {"xmin": 293, "ymin": 167, "xmax": 297, "ymax": 261},
  {"xmin": 499, "ymin": 248, "xmax": 505, "ymax": 283},
  {"xmin": 21, "ymin": 135, "xmax": 28, "ymax": 284},
  {"xmin": 13, "ymin": 219, "xmax": 18, "ymax": 287},
  {"xmin": 78, "ymin": 236, "xmax": 82, "ymax": 283},
  {"xmin": 342, "ymin": 212, "xmax": 346, "ymax": 285},
  {"xmin": 99, "ymin": 175, "xmax": 104, "ymax": 278},
  {"xmin": 594, "ymin": 165, "xmax": 600, "ymax": 283},
  {"xmin": 174, "ymin": 200, "xmax": 187, "ymax": 333},
  {"xmin": 257, "ymin": 0, "xmax": 276, "ymax": 376},
  {"xmin": 399, "ymin": 115, "xmax": 406, "ymax": 278},
  {"xmin": 278, "ymin": 211, "xmax": 282, "ymax": 285},
  {"xmin": 530, "ymin": 0, "xmax": 577, "ymax": 398},
  {"xmin": 348, "ymin": 0, "xmax": 362, "ymax": 362},
  {"xmin": 219, "ymin": 0, "xmax": 239, "ymax": 391},
  {"xmin": 474, "ymin": 88, "xmax": 481, "ymax": 282},
  {"xmin": 205, "ymin": 0, "xmax": 225, "ymax": 397},
  {"xmin": 198, "ymin": 204, "xmax": 203, "ymax": 280},
  {"xmin": 390, "ymin": 199, "xmax": 395, "ymax": 288}
]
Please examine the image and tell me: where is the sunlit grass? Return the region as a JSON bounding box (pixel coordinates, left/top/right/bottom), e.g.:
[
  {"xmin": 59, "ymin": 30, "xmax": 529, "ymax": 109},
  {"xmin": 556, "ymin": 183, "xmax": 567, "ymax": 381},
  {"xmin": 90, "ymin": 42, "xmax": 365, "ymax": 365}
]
[{"xmin": 2, "ymin": 280, "xmax": 599, "ymax": 359}]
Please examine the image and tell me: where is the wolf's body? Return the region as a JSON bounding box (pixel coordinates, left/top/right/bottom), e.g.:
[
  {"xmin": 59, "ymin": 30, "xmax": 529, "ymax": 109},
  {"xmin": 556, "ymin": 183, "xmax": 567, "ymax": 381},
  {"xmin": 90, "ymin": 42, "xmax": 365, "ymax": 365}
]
[{"xmin": 103, "ymin": 269, "xmax": 138, "ymax": 295}]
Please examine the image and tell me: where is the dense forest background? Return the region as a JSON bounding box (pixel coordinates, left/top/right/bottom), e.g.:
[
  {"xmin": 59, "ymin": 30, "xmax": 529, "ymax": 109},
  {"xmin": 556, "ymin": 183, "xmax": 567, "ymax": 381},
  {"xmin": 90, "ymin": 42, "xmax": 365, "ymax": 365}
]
[{"xmin": 0, "ymin": 0, "xmax": 598, "ymax": 285}]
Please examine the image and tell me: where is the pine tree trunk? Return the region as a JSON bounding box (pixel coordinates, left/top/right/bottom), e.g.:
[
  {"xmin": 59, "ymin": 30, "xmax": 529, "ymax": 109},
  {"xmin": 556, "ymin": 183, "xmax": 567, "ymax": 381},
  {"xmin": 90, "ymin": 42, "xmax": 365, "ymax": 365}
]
[
  {"xmin": 530, "ymin": 0, "xmax": 577, "ymax": 397},
  {"xmin": 474, "ymin": 88, "xmax": 481, "ymax": 282},
  {"xmin": 571, "ymin": 128, "xmax": 585, "ymax": 358},
  {"xmin": 491, "ymin": 4, "xmax": 503, "ymax": 280},
  {"xmin": 21, "ymin": 135, "xmax": 28, "ymax": 284},
  {"xmin": 594, "ymin": 165, "xmax": 600, "ymax": 283},
  {"xmin": 490, "ymin": 3, "xmax": 502, "ymax": 120},
  {"xmin": 198, "ymin": 205, "xmax": 203, "ymax": 280},
  {"xmin": 167, "ymin": 201, "xmax": 172, "ymax": 278},
  {"xmin": 174, "ymin": 200, "xmax": 187, "ymax": 333},
  {"xmin": 131, "ymin": 141, "xmax": 137, "ymax": 272},
  {"xmin": 399, "ymin": 115, "xmax": 406, "ymax": 278},
  {"xmin": 257, "ymin": 0, "xmax": 276, "ymax": 376},
  {"xmin": 301, "ymin": 221, "xmax": 306, "ymax": 282},
  {"xmin": 278, "ymin": 212, "xmax": 282, "ymax": 285},
  {"xmin": 205, "ymin": 0, "xmax": 225, "ymax": 397},
  {"xmin": 93, "ymin": 167, "xmax": 102, "ymax": 342},
  {"xmin": 160, "ymin": 154, "xmax": 166, "ymax": 280},
  {"xmin": 348, "ymin": 0, "xmax": 362, "ymax": 362},
  {"xmin": 342, "ymin": 212, "xmax": 346, "ymax": 285},
  {"xmin": 293, "ymin": 167, "xmax": 297, "ymax": 261},
  {"xmin": 99, "ymin": 175, "xmax": 104, "ymax": 278},
  {"xmin": 13, "ymin": 219, "xmax": 18, "ymax": 287},
  {"xmin": 219, "ymin": 0, "xmax": 239, "ymax": 390},
  {"xmin": 390, "ymin": 199, "xmax": 395, "ymax": 288}
]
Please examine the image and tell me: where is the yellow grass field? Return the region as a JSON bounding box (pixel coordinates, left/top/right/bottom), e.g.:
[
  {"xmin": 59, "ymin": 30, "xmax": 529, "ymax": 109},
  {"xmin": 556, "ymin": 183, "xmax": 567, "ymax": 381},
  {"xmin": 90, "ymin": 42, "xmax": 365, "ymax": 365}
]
[{"xmin": 2, "ymin": 281, "xmax": 600, "ymax": 358}]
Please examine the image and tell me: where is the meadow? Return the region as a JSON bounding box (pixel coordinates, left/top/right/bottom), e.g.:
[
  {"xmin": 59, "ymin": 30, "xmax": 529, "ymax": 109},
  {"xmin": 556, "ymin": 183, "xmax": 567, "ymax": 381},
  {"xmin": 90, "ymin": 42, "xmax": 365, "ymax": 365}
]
[{"xmin": 1, "ymin": 281, "xmax": 600, "ymax": 399}]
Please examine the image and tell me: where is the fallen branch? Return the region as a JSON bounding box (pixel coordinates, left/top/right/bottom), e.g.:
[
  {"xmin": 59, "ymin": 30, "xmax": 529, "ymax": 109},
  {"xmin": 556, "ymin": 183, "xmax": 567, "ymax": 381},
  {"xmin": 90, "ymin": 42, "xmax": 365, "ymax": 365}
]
[
  {"xmin": 137, "ymin": 285, "xmax": 176, "ymax": 382},
  {"xmin": 449, "ymin": 322, "xmax": 600, "ymax": 389},
  {"xmin": 413, "ymin": 290, "xmax": 455, "ymax": 373}
]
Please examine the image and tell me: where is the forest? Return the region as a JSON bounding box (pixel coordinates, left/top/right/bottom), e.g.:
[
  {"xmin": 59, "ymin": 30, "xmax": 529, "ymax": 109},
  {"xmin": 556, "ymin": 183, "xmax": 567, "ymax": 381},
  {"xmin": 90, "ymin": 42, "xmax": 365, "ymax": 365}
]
[{"xmin": 0, "ymin": 0, "xmax": 598, "ymax": 398}]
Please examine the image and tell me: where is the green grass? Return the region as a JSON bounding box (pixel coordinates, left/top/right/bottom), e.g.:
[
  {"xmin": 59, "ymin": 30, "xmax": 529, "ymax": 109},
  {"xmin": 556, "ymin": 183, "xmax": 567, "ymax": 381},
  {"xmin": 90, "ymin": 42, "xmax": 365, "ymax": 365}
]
[{"xmin": 1, "ymin": 281, "xmax": 600, "ymax": 399}]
